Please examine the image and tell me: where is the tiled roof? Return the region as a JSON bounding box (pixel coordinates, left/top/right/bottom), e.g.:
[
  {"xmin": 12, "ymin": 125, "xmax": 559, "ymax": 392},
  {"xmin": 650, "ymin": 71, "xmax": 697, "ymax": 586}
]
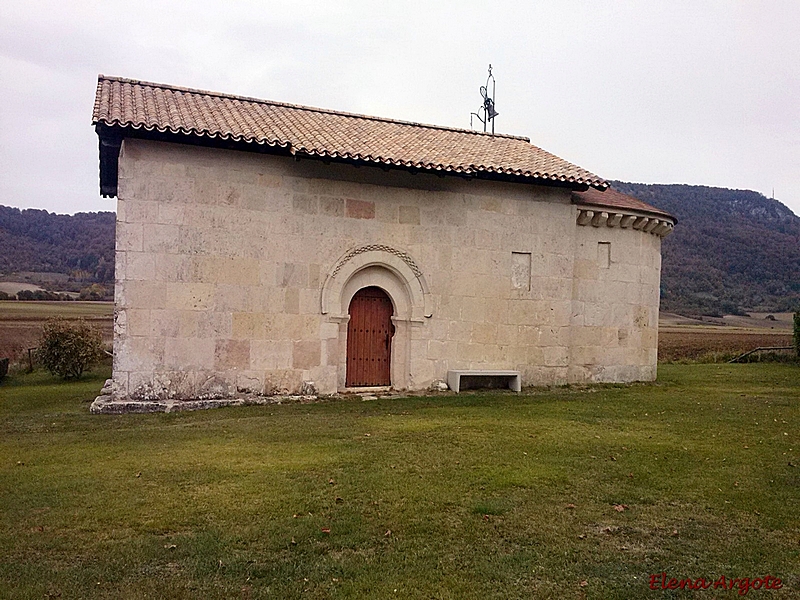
[
  {"xmin": 93, "ymin": 75, "xmax": 607, "ymax": 189},
  {"xmin": 572, "ymin": 187, "xmax": 675, "ymax": 222}
]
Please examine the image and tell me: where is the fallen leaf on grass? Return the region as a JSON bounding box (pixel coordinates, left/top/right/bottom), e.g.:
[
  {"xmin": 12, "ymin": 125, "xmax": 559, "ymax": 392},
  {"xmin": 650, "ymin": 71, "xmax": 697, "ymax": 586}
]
[
  {"xmin": 290, "ymin": 538, "xmax": 297, "ymax": 546},
  {"xmin": 164, "ymin": 544, "xmax": 176, "ymax": 550},
  {"xmin": 613, "ymin": 504, "xmax": 629, "ymax": 512},
  {"xmin": 565, "ymin": 504, "xmax": 576, "ymax": 509},
  {"xmin": 580, "ymin": 580, "xmax": 588, "ymax": 587},
  {"xmin": 335, "ymin": 497, "xmax": 344, "ymax": 504},
  {"xmin": 321, "ymin": 528, "xmax": 331, "ymax": 534},
  {"xmin": 671, "ymin": 530, "xmax": 679, "ymax": 537},
  {"xmin": 135, "ymin": 472, "xmax": 141, "ymax": 478},
  {"xmin": 329, "ymin": 479, "xmax": 335, "ymax": 485},
  {"xmin": 384, "ymin": 529, "xmax": 392, "ymax": 537}
]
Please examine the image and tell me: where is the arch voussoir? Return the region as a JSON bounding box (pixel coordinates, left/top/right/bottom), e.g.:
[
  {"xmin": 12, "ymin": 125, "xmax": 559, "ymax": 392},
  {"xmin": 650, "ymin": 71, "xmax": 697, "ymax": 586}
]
[{"xmin": 321, "ymin": 245, "xmax": 431, "ymax": 321}]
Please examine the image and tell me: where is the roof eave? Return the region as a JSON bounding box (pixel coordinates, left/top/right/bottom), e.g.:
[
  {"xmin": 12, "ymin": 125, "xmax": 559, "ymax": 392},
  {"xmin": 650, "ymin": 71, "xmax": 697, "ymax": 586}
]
[
  {"xmin": 95, "ymin": 121, "xmax": 607, "ymax": 197},
  {"xmin": 96, "ymin": 124, "xmax": 121, "ymax": 198}
]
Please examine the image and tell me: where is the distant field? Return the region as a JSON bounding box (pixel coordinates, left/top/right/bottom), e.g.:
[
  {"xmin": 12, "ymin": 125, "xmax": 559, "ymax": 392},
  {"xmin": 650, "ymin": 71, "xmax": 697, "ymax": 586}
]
[
  {"xmin": 658, "ymin": 329, "xmax": 793, "ymax": 362},
  {"xmin": 0, "ymin": 282, "xmax": 45, "ymax": 295},
  {"xmin": 0, "ymin": 301, "xmax": 112, "ymax": 319},
  {"xmin": 658, "ymin": 312, "xmax": 795, "ymax": 362},
  {"xmin": 0, "ymin": 301, "xmax": 113, "ymax": 362},
  {"xmin": 660, "ymin": 311, "xmax": 793, "ymax": 330}
]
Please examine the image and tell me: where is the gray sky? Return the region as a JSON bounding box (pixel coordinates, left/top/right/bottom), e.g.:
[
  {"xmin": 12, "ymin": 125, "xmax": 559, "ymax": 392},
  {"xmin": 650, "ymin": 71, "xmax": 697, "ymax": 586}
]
[{"xmin": 1, "ymin": 0, "xmax": 799, "ymax": 216}]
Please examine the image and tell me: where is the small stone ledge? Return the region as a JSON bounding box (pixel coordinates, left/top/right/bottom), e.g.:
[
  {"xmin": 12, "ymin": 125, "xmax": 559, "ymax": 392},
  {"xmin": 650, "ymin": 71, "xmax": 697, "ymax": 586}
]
[{"xmin": 575, "ymin": 208, "xmax": 674, "ymax": 238}]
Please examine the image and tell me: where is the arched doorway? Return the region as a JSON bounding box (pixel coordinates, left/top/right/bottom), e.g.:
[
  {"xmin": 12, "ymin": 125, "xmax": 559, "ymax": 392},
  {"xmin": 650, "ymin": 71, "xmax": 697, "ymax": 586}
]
[{"xmin": 346, "ymin": 287, "xmax": 395, "ymax": 387}]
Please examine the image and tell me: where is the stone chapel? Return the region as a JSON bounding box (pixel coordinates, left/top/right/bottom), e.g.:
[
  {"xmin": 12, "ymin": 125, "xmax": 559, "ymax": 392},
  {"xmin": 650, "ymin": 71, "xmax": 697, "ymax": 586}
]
[{"xmin": 90, "ymin": 75, "xmax": 674, "ymax": 412}]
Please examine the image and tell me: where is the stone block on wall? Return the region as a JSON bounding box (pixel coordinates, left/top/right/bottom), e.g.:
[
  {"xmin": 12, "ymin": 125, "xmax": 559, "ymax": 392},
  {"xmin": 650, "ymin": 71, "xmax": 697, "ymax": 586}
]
[
  {"xmin": 164, "ymin": 338, "xmax": 215, "ymax": 371},
  {"xmin": 293, "ymin": 340, "xmax": 321, "ymax": 370},
  {"xmin": 215, "ymin": 339, "xmax": 251, "ymax": 370},
  {"xmin": 346, "ymin": 199, "xmax": 375, "ymax": 219}
]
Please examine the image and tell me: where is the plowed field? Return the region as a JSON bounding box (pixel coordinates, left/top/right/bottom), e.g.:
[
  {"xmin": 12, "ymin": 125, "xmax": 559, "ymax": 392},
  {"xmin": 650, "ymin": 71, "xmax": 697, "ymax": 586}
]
[{"xmin": 659, "ymin": 328, "xmax": 793, "ymax": 362}]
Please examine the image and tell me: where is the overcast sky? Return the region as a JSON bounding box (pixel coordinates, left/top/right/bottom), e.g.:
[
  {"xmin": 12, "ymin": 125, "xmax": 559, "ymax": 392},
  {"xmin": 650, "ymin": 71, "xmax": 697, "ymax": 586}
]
[{"xmin": 1, "ymin": 1, "xmax": 798, "ymax": 216}]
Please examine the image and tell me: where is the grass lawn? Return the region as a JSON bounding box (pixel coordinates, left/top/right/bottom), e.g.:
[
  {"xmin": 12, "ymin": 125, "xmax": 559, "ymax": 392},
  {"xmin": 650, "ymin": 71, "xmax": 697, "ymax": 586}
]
[{"xmin": 1, "ymin": 365, "xmax": 798, "ymax": 599}]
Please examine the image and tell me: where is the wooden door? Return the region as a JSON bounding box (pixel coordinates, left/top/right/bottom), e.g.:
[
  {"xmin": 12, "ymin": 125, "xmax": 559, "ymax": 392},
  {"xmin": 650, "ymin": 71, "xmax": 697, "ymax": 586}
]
[{"xmin": 346, "ymin": 287, "xmax": 394, "ymax": 387}]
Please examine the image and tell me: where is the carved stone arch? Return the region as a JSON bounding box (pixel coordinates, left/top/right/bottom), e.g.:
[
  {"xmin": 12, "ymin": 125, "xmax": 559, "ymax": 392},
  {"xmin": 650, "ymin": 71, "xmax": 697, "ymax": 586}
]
[
  {"xmin": 321, "ymin": 245, "xmax": 431, "ymax": 392},
  {"xmin": 321, "ymin": 245, "xmax": 432, "ymax": 322}
]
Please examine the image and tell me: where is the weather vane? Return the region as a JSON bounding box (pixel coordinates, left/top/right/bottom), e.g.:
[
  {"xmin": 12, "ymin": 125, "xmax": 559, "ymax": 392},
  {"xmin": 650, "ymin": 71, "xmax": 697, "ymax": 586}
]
[{"xmin": 470, "ymin": 64, "xmax": 499, "ymax": 134}]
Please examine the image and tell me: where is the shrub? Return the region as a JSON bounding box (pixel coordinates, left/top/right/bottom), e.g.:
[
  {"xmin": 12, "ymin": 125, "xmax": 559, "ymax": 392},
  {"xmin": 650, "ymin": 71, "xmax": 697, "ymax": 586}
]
[
  {"xmin": 17, "ymin": 289, "xmax": 66, "ymax": 301},
  {"xmin": 36, "ymin": 317, "xmax": 104, "ymax": 379},
  {"xmin": 794, "ymin": 311, "xmax": 800, "ymax": 358},
  {"xmin": 79, "ymin": 283, "xmax": 108, "ymax": 300}
]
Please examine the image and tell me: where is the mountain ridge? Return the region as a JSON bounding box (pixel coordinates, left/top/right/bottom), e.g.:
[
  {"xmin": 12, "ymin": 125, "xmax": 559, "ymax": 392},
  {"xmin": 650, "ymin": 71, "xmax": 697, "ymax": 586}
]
[
  {"xmin": 0, "ymin": 206, "xmax": 115, "ymax": 283},
  {"xmin": 612, "ymin": 182, "xmax": 800, "ymax": 314}
]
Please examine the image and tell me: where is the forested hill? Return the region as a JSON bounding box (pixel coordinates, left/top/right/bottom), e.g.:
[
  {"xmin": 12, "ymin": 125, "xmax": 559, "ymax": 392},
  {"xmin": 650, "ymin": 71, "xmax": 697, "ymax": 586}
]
[
  {"xmin": 0, "ymin": 206, "xmax": 115, "ymax": 282},
  {"xmin": 612, "ymin": 182, "xmax": 800, "ymax": 314}
]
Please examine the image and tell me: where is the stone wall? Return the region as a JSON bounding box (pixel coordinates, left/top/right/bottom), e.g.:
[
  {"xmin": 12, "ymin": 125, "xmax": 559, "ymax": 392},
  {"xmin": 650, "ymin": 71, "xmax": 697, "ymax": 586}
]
[
  {"xmin": 570, "ymin": 222, "xmax": 661, "ymax": 382},
  {"xmin": 108, "ymin": 138, "xmax": 663, "ymax": 406}
]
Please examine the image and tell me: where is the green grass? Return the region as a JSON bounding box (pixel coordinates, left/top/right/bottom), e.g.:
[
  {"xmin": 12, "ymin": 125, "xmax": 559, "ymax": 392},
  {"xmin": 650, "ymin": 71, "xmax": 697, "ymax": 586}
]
[{"xmin": 1, "ymin": 364, "xmax": 798, "ymax": 598}]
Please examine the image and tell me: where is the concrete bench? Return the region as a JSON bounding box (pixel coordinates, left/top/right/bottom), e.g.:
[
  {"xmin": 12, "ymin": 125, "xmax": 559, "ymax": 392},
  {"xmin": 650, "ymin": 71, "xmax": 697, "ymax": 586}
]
[{"xmin": 446, "ymin": 370, "xmax": 521, "ymax": 393}]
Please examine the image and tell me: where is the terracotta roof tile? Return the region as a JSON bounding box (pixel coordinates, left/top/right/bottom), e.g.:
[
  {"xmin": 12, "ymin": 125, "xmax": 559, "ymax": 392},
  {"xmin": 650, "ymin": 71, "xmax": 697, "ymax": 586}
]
[
  {"xmin": 93, "ymin": 75, "xmax": 607, "ymax": 189},
  {"xmin": 572, "ymin": 187, "xmax": 675, "ymax": 222}
]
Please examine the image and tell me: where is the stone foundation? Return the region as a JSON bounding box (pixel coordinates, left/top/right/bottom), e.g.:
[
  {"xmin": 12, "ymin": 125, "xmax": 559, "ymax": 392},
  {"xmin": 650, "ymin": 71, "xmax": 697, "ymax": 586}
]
[{"xmin": 90, "ymin": 379, "xmax": 318, "ymax": 413}]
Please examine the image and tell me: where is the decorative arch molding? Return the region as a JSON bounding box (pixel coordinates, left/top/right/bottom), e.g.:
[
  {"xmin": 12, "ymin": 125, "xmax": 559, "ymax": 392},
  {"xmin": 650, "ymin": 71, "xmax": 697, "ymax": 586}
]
[{"xmin": 321, "ymin": 244, "xmax": 432, "ymax": 322}]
